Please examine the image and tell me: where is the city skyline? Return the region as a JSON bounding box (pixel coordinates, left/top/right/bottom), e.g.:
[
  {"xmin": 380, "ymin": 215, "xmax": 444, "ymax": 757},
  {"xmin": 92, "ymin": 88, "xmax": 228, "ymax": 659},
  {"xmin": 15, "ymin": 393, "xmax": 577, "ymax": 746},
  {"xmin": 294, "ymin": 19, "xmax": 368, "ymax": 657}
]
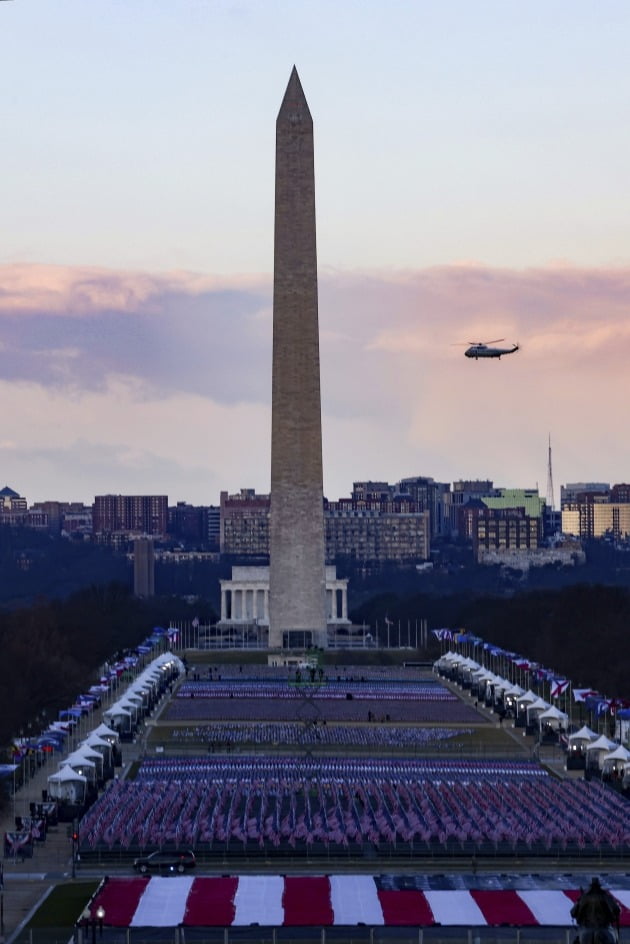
[{"xmin": 1, "ymin": 2, "xmax": 629, "ymax": 504}]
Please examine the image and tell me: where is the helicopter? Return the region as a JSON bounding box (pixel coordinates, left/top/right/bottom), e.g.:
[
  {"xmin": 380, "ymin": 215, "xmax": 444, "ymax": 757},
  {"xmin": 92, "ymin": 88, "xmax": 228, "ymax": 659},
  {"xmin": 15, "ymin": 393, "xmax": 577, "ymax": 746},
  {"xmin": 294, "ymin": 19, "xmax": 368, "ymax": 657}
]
[{"xmin": 463, "ymin": 339, "xmax": 520, "ymax": 360}]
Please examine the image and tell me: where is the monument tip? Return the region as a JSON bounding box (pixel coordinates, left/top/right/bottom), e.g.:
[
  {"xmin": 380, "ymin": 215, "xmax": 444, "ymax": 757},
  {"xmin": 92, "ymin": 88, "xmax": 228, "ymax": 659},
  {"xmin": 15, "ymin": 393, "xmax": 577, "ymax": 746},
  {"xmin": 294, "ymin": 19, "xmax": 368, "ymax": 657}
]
[{"xmin": 278, "ymin": 66, "xmax": 311, "ymax": 123}]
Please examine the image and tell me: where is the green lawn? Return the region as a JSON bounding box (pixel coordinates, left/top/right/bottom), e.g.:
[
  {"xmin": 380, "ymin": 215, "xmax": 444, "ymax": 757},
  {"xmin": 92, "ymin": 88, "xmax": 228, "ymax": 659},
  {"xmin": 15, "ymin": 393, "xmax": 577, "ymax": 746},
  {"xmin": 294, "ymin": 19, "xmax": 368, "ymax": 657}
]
[{"xmin": 26, "ymin": 881, "xmax": 100, "ymax": 928}]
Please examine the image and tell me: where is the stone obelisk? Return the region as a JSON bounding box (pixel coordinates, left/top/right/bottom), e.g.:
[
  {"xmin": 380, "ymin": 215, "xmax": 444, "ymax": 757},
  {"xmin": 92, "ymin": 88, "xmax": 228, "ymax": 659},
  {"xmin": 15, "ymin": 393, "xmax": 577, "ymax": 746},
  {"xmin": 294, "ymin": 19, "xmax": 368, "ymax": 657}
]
[{"xmin": 269, "ymin": 67, "xmax": 327, "ymax": 650}]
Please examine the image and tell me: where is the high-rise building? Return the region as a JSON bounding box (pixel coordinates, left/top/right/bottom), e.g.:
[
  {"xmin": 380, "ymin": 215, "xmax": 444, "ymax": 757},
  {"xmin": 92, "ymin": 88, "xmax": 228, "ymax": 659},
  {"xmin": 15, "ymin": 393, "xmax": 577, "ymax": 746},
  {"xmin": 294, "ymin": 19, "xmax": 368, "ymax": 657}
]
[
  {"xmin": 220, "ymin": 489, "xmax": 270, "ymax": 557},
  {"xmin": 610, "ymin": 484, "xmax": 630, "ymax": 504},
  {"xmin": 450, "ymin": 480, "xmax": 496, "ymax": 535},
  {"xmin": 560, "ymin": 483, "xmax": 610, "ymax": 505},
  {"xmin": 93, "ymin": 495, "xmax": 168, "ymax": 538},
  {"xmin": 219, "ymin": 486, "xmax": 430, "ymax": 565},
  {"xmin": 481, "ymin": 488, "xmax": 545, "ymax": 519},
  {"xmin": 0, "ymin": 485, "xmax": 27, "ymax": 524},
  {"xmin": 397, "ymin": 476, "xmax": 451, "ymax": 537},
  {"xmin": 325, "ymin": 503, "xmax": 430, "ymax": 564},
  {"xmin": 562, "ymin": 497, "xmax": 630, "ymax": 541},
  {"xmin": 464, "ymin": 506, "xmax": 542, "ymax": 562}
]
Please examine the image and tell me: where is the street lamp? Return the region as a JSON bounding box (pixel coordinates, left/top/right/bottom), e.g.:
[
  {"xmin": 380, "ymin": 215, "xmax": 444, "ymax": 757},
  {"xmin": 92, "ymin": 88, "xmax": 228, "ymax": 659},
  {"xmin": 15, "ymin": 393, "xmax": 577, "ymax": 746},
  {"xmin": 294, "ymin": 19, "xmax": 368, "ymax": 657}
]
[
  {"xmin": 95, "ymin": 905, "xmax": 105, "ymax": 938},
  {"xmin": 81, "ymin": 904, "xmax": 105, "ymax": 944}
]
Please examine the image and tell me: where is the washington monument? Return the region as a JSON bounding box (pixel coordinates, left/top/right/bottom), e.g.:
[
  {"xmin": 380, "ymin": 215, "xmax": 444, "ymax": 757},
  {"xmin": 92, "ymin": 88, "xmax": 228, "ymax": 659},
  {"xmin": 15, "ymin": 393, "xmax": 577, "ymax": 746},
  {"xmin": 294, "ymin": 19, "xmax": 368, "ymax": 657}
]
[{"xmin": 268, "ymin": 67, "xmax": 327, "ymax": 650}]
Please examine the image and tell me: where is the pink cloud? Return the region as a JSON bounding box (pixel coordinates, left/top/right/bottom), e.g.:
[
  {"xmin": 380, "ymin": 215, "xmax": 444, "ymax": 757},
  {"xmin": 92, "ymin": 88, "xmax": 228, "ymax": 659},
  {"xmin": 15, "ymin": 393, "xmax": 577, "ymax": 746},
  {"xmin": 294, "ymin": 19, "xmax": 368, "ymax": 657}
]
[
  {"xmin": 0, "ymin": 263, "xmax": 265, "ymax": 315},
  {"xmin": 1, "ymin": 261, "xmax": 628, "ymax": 503},
  {"xmin": 320, "ymin": 263, "xmax": 630, "ymax": 365}
]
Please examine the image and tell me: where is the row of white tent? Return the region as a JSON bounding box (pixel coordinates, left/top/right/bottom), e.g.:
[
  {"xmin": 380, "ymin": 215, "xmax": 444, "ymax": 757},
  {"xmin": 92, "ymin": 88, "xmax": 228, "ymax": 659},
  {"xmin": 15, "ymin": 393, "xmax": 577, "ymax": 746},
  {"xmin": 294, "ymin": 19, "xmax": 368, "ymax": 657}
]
[
  {"xmin": 435, "ymin": 651, "xmax": 570, "ymax": 732},
  {"xmin": 46, "ymin": 652, "xmax": 184, "ymax": 806},
  {"xmin": 435, "ymin": 651, "xmax": 630, "ymax": 781},
  {"xmin": 567, "ymin": 725, "xmax": 630, "ymax": 779}
]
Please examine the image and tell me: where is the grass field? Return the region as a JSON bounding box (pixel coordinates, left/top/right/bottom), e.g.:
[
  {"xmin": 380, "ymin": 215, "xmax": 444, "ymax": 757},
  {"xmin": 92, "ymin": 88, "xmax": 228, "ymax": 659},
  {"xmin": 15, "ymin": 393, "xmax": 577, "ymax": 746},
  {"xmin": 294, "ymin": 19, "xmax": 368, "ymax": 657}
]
[{"xmin": 24, "ymin": 881, "xmax": 100, "ymax": 929}]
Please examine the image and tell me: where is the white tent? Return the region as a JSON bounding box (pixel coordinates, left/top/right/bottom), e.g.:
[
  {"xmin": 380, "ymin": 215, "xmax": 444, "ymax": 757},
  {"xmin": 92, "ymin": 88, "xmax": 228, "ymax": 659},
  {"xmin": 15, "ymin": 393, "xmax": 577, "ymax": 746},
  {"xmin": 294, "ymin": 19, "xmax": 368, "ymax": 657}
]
[
  {"xmin": 585, "ymin": 734, "xmax": 618, "ymax": 771},
  {"xmin": 539, "ymin": 705, "xmax": 568, "ymax": 721},
  {"xmin": 60, "ymin": 752, "xmax": 97, "ymax": 782},
  {"xmin": 117, "ymin": 699, "xmax": 140, "ymax": 716},
  {"xmin": 566, "ymin": 725, "xmax": 596, "ymax": 766},
  {"xmin": 538, "ymin": 705, "xmax": 568, "ymax": 733},
  {"xmin": 71, "ymin": 745, "xmax": 104, "ymax": 775},
  {"xmin": 603, "ymin": 744, "xmax": 630, "ymax": 763},
  {"xmin": 569, "ymin": 725, "xmax": 597, "ymax": 744},
  {"xmin": 602, "ymin": 744, "xmax": 630, "ymax": 781},
  {"xmin": 528, "ymin": 696, "xmax": 550, "ymax": 711},
  {"xmin": 91, "ymin": 722, "xmax": 119, "ymax": 742},
  {"xmin": 517, "ymin": 690, "xmax": 538, "ymax": 707},
  {"xmin": 103, "ymin": 701, "xmax": 131, "ymax": 716},
  {"xmin": 47, "ymin": 766, "xmax": 87, "ymax": 803},
  {"xmin": 84, "ymin": 734, "xmax": 112, "ymax": 755},
  {"xmin": 502, "ymin": 683, "xmax": 525, "ymax": 713},
  {"xmin": 103, "ymin": 703, "xmax": 132, "ymax": 730},
  {"xmin": 124, "ymin": 690, "xmax": 144, "ymax": 703},
  {"xmin": 586, "ymin": 734, "xmax": 617, "ymax": 752},
  {"xmin": 72, "ymin": 743, "xmax": 102, "ymax": 761},
  {"xmin": 526, "ymin": 697, "xmax": 551, "ymax": 724}
]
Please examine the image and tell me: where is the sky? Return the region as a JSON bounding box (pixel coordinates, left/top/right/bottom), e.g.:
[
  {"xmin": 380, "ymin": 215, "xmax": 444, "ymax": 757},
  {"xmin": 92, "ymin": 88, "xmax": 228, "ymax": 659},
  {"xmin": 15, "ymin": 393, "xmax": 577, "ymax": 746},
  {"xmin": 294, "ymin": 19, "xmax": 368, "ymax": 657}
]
[{"xmin": 1, "ymin": 0, "xmax": 629, "ymax": 506}]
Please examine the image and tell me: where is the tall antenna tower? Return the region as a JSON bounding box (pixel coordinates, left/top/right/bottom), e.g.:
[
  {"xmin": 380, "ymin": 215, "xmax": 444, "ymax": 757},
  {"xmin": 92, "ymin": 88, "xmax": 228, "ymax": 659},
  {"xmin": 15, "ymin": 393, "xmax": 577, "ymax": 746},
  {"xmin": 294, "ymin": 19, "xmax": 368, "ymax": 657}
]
[{"xmin": 546, "ymin": 434, "xmax": 555, "ymax": 513}]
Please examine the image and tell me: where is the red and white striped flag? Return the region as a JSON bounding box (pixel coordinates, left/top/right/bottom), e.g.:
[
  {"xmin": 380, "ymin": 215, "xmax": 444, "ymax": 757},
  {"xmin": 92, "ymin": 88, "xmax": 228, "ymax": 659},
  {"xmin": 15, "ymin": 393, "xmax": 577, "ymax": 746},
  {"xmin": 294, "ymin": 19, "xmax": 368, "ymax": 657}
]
[{"xmin": 550, "ymin": 679, "xmax": 569, "ymax": 698}]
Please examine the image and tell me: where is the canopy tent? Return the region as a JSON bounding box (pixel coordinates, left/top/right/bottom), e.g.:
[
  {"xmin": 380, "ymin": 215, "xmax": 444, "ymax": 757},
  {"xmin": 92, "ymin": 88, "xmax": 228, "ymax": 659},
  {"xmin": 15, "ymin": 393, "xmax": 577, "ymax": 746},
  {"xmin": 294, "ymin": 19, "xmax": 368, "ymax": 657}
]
[
  {"xmin": 83, "ymin": 735, "xmax": 114, "ymax": 769},
  {"xmin": 602, "ymin": 744, "xmax": 630, "ymax": 781},
  {"xmin": 586, "ymin": 734, "xmax": 617, "ymax": 753},
  {"xmin": 602, "ymin": 744, "xmax": 630, "ymax": 763},
  {"xmin": 116, "ymin": 700, "xmax": 141, "ymax": 723},
  {"xmin": 537, "ymin": 705, "xmax": 568, "ymax": 740},
  {"xmin": 69, "ymin": 745, "xmax": 104, "ymax": 775},
  {"xmin": 47, "ymin": 765, "xmax": 87, "ymax": 803},
  {"xmin": 122, "ymin": 692, "xmax": 144, "ymax": 708},
  {"xmin": 60, "ymin": 752, "xmax": 97, "ymax": 782},
  {"xmin": 526, "ymin": 698, "xmax": 551, "ymax": 726},
  {"xmin": 103, "ymin": 704, "xmax": 133, "ymax": 730},
  {"xmin": 538, "ymin": 705, "xmax": 568, "ymax": 724},
  {"xmin": 516, "ymin": 690, "xmax": 538, "ymax": 708},
  {"xmin": 585, "ymin": 734, "xmax": 618, "ymax": 772},
  {"xmin": 502, "ymin": 683, "xmax": 525, "ymax": 714},
  {"xmin": 91, "ymin": 722, "xmax": 120, "ymax": 742},
  {"xmin": 566, "ymin": 725, "xmax": 597, "ymax": 767},
  {"xmin": 527, "ymin": 696, "xmax": 550, "ymax": 712},
  {"xmin": 60, "ymin": 752, "xmax": 96, "ymax": 770},
  {"xmin": 84, "ymin": 734, "xmax": 113, "ymax": 755},
  {"xmin": 569, "ymin": 725, "xmax": 597, "ymax": 744},
  {"xmin": 457, "ymin": 659, "xmax": 481, "ymax": 685}
]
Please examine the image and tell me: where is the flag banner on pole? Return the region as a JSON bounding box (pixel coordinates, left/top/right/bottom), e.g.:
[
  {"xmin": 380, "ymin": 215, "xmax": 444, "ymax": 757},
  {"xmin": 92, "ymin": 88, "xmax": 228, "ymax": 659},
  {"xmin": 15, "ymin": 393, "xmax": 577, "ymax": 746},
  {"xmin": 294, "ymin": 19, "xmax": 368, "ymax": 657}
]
[
  {"xmin": 550, "ymin": 679, "xmax": 570, "ymax": 698},
  {"xmin": 573, "ymin": 688, "xmax": 598, "ymax": 703}
]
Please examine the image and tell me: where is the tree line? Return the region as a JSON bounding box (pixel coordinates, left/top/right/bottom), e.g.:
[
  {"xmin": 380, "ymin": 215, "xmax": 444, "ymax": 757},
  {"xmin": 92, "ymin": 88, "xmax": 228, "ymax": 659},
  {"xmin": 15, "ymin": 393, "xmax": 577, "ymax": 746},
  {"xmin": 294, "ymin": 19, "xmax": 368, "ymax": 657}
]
[
  {"xmin": 351, "ymin": 583, "xmax": 630, "ymax": 699},
  {"xmin": 0, "ymin": 583, "xmax": 216, "ymax": 751}
]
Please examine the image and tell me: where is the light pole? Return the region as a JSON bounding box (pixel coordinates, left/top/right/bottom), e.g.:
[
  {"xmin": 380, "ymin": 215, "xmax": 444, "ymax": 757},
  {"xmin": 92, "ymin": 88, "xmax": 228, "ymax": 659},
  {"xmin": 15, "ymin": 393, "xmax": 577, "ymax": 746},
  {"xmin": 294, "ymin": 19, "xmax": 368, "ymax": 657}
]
[
  {"xmin": 95, "ymin": 905, "xmax": 105, "ymax": 940},
  {"xmin": 81, "ymin": 905, "xmax": 105, "ymax": 944}
]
